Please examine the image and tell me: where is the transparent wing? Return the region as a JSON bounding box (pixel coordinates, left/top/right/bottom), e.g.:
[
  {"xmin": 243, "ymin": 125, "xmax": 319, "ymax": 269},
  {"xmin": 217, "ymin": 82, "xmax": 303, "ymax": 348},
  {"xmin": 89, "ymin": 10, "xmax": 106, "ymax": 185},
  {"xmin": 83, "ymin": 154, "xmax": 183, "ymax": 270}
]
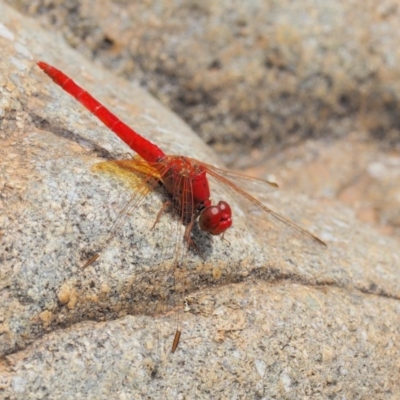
[
  {"xmin": 195, "ymin": 159, "xmax": 326, "ymax": 246},
  {"xmin": 186, "ymin": 157, "xmax": 279, "ymax": 194}
]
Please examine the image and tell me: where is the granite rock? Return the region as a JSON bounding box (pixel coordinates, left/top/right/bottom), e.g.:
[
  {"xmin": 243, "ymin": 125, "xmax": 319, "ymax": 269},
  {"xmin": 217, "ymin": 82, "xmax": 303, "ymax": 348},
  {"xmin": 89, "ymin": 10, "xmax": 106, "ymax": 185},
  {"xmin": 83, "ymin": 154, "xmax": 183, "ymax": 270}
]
[{"xmin": 0, "ymin": 4, "xmax": 399, "ymax": 399}]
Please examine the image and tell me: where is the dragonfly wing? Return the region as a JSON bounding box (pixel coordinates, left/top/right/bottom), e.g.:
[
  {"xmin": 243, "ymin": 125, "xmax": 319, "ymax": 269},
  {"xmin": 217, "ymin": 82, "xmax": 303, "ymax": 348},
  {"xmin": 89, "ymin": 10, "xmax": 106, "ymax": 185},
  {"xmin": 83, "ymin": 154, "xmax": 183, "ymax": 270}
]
[
  {"xmin": 92, "ymin": 157, "xmax": 162, "ymax": 183},
  {"xmin": 201, "ymin": 161, "xmax": 326, "ymax": 246},
  {"xmin": 186, "ymin": 157, "xmax": 279, "ymax": 194},
  {"xmin": 79, "ymin": 158, "xmax": 164, "ymax": 266}
]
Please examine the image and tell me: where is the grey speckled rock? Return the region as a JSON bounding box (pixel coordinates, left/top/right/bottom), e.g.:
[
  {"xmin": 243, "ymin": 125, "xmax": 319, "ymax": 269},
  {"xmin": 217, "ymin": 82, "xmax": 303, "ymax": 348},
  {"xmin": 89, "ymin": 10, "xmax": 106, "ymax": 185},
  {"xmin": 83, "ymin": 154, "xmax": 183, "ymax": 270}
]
[{"xmin": 0, "ymin": 4, "xmax": 399, "ymax": 399}]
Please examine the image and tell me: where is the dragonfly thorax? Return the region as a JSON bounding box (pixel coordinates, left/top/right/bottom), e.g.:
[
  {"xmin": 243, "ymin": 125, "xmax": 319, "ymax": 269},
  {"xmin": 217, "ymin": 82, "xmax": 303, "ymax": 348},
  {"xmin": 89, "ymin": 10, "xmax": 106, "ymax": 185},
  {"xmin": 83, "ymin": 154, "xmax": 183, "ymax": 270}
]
[
  {"xmin": 159, "ymin": 156, "xmax": 212, "ymax": 224},
  {"xmin": 158, "ymin": 156, "xmax": 232, "ymax": 234}
]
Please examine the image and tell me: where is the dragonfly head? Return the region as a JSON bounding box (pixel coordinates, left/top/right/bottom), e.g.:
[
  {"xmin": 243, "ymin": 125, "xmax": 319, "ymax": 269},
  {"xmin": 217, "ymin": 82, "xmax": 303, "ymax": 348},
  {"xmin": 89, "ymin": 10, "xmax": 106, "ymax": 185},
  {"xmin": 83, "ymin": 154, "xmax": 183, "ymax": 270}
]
[{"xmin": 198, "ymin": 201, "xmax": 232, "ymax": 235}]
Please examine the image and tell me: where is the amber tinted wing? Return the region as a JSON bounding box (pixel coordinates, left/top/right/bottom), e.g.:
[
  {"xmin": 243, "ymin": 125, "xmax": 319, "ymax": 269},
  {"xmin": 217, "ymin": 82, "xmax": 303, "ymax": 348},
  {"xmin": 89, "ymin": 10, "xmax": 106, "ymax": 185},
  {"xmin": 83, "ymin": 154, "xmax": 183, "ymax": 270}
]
[{"xmin": 78, "ymin": 157, "xmax": 170, "ymax": 267}]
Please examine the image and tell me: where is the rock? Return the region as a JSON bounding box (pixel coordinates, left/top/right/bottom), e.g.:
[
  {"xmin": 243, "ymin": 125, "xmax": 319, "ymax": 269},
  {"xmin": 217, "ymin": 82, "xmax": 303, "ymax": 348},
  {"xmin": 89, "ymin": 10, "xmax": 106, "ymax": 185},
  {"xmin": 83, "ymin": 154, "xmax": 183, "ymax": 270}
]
[
  {"xmin": 8, "ymin": 0, "xmax": 400, "ymax": 166},
  {"xmin": 10, "ymin": 0, "xmax": 400, "ymax": 233},
  {"xmin": 251, "ymin": 133, "xmax": 400, "ymax": 239},
  {"xmin": 0, "ymin": 3, "xmax": 399, "ymax": 399}
]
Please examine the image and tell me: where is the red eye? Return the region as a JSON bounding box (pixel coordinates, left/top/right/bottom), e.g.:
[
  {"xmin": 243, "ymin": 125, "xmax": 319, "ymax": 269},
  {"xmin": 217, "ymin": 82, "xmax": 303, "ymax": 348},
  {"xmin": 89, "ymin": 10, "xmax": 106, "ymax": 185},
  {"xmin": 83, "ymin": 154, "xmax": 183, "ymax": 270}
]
[{"xmin": 199, "ymin": 201, "xmax": 232, "ymax": 235}]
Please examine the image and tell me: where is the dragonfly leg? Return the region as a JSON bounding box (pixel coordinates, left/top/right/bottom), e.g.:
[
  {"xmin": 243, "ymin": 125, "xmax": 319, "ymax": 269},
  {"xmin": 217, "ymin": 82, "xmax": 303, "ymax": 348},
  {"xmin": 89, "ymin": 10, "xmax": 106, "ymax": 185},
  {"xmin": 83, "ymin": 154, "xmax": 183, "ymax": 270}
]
[
  {"xmin": 183, "ymin": 218, "xmax": 206, "ymax": 260},
  {"xmin": 81, "ymin": 253, "xmax": 100, "ymax": 269},
  {"xmin": 151, "ymin": 201, "xmax": 171, "ymax": 230},
  {"xmin": 220, "ymin": 232, "xmax": 231, "ymax": 247}
]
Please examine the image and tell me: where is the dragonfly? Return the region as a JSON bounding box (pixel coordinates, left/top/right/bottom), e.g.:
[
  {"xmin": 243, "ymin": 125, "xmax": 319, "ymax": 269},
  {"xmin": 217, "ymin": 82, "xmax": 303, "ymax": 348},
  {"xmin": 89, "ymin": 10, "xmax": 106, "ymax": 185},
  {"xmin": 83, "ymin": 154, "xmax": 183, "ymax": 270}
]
[{"xmin": 37, "ymin": 61, "xmax": 326, "ymax": 352}]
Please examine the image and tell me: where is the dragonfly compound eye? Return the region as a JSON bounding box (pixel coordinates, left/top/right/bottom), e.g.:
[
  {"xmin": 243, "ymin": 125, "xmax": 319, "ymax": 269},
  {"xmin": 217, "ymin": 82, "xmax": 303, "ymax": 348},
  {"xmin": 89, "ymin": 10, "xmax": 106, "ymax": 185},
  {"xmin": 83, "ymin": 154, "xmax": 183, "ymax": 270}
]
[{"xmin": 198, "ymin": 201, "xmax": 232, "ymax": 235}]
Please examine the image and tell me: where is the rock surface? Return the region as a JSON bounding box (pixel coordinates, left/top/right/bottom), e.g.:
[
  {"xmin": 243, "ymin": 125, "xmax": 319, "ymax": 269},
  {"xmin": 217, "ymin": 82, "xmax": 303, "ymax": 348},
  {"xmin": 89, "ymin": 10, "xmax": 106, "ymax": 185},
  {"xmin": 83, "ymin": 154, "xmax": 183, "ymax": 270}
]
[
  {"xmin": 0, "ymin": 3, "xmax": 399, "ymax": 399},
  {"xmin": 8, "ymin": 0, "xmax": 400, "ymax": 166},
  {"xmin": 9, "ymin": 0, "xmax": 400, "ymax": 237}
]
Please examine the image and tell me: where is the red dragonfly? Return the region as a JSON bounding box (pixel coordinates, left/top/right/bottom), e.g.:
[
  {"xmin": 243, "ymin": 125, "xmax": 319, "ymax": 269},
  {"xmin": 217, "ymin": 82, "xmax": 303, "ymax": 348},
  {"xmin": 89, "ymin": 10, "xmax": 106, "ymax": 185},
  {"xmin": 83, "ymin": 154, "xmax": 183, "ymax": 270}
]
[{"xmin": 37, "ymin": 61, "xmax": 326, "ymax": 352}]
